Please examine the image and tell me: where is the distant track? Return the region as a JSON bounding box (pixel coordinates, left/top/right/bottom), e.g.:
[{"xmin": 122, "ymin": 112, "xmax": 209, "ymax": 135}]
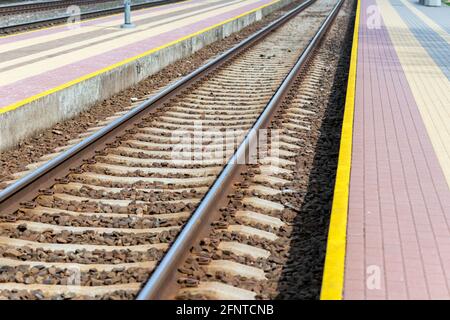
[
  {"xmin": 0, "ymin": 0, "xmax": 185, "ymax": 34},
  {"xmin": 0, "ymin": 0, "xmax": 113, "ymax": 15}
]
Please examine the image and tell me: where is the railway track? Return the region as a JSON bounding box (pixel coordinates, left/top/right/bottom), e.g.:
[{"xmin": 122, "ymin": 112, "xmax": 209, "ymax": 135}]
[
  {"xmin": 0, "ymin": 0, "xmax": 344, "ymax": 300},
  {"xmin": 0, "ymin": 0, "xmax": 113, "ymax": 16},
  {"xmin": 0, "ymin": 0, "xmax": 185, "ymax": 34},
  {"xmin": 174, "ymin": 56, "xmax": 333, "ymax": 300}
]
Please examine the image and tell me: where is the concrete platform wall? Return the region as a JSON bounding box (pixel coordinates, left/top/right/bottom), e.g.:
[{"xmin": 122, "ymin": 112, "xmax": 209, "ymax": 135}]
[{"xmin": 0, "ymin": 0, "xmax": 294, "ymax": 152}]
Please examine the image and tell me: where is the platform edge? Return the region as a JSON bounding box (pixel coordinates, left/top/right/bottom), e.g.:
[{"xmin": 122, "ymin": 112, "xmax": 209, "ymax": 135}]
[{"xmin": 319, "ymin": 0, "xmax": 359, "ymax": 301}]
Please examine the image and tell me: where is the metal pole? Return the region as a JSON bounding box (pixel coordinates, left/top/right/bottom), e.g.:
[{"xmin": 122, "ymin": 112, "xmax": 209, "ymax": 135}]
[{"xmin": 121, "ymin": 0, "xmax": 135, "ymax": 28}]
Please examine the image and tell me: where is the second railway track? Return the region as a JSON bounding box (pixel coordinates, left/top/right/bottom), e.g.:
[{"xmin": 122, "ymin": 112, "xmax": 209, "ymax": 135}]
[
  {"xmin": 0, "ymin": 0, "xmax": 345, "ymax": 300},
  {"xmin": 0, "ymin": 0, "xmax": 115, "ymax": 15},
  {"xmin": 0, "ymin": 0, "xmax": 185, "ymax": 34}
]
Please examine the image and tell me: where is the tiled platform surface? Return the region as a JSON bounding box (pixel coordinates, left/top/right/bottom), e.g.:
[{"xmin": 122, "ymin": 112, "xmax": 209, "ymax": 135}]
[
  {"xmin": 344, "ymin": 0, "xmax": 450, "ymax": 299},
  {"xmin": 0, "ymin": 0, "xmax": 278, "ymax": 112}
]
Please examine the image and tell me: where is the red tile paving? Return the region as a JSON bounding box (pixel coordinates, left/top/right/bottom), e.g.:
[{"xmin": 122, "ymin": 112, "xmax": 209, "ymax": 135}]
[{"xmin": 343, "ymin": 0, "xmax": 450, "ymax": 300}]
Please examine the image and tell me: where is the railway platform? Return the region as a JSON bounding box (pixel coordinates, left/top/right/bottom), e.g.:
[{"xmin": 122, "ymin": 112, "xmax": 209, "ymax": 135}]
[
  {"xmin": 0, "ymin": 0, "xmax": 294, "ymax": 151},
  {"xmin": 322, "ymin": 0, "xmax": 450, "ymax": 300}
]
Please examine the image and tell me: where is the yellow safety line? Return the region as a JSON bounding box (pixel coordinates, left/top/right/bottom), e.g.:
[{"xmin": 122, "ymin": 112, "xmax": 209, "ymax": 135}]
[
  {"xmin": 0, "ymin": 0, "xmax": 192, "ymax": 40},
  {"xmin": 0, "ymin": 0, "xmax": 279, "ymax": 115},
  {"xmin": 320, "ymin": 0, "xmax": 360, "ymax": 300}
]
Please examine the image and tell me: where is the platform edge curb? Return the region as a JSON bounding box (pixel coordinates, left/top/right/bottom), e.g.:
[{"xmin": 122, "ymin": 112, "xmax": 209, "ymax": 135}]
[{"xmin": 320, "ymin": 0, "xmax": 360, "ymax": 301}]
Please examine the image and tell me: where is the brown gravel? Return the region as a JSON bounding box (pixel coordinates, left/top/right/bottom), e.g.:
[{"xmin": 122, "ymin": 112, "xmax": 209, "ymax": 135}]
[
  {"xmin": 0, "ymin": 245, "xmax": 164, "ymax": 264},
  {"xmin": 0, "ymin": 265, "xmax": 151, "ymax": 287},
  {"xmin": 0, "ymin": 225, "xmax": 178, "ymax": 246},
  {"xmin": 0, "ymin": 0, "xmax": 306, "ymax": 184},
  {"xmin": 7, "ymin": 210, "xmax": 186, "ymax": 229},
  {"xmin": 0, "ymin": 289, "xmax": 136, "ymax": 300},
  {"xmin": 175, "ymin": 0, "xmax": 356, "ymax": 300},
  {"xmin": 28, "ymin": 195, "xmax": 197, "ymax": 215}
]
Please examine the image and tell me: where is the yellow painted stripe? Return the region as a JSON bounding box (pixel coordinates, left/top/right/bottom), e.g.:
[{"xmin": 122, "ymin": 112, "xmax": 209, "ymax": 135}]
[
  {"xmin": 378, "ymin": 0, "xmax": 450, "ymax": 189},
  {"xmin": 0, "ymin": 0, "xmax": 280, "ymax": 115},
  {"xmin": 320, "ymin": 0, "xmax": 360, "ymax": 300}
]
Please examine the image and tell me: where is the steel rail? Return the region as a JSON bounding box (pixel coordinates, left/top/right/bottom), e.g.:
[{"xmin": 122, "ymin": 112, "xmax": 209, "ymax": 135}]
[
  {"xmin": 0, "ymin": 0, "xmax": 185, "ymax": 33},
  {"xmin": 0, "ymin": 0, "xmax": 314, "ymax": 214},
  {"xmin": 137, "ymin": 0, "xmax": 345, "ymax": 300}
]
